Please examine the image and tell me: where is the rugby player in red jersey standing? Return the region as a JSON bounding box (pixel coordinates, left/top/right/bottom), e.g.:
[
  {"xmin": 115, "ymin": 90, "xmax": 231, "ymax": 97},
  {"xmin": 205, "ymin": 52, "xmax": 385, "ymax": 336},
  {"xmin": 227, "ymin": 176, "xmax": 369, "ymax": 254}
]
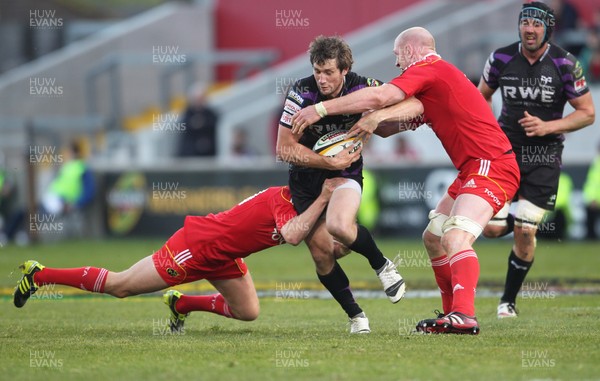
[{"xmin": 291, "ymin": 27, "xmax": 521, "ymax": 334}]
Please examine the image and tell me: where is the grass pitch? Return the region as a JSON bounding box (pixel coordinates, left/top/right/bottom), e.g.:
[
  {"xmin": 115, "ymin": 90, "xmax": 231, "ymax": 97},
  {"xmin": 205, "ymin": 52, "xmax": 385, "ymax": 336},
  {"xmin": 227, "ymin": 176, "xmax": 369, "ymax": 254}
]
[{"xmin": 1, "ymin": 238, "xmax": 599, "ymax": 381}]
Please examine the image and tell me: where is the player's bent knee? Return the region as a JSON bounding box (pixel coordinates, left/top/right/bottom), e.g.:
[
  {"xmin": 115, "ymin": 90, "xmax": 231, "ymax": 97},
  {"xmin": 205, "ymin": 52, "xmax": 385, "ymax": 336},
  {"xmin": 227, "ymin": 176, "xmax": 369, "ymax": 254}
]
[
  {"xmin": 440, "ymin": 229, "xmax": 471, "ymax": 252},
  {"xmin": 108, "ymin": 287, "xmax": 133, "ymax": 299},
  {"xmin": 103, "ymin": 276, "xmax": 133, "ymax": 298},
  {"xmin": 325, "ymin": 219, "xmax": 353, "ymax": 243},
  {"xmin": 422, "ymin": 229, "xmax": 441, "ymax": 252},
  {"xmin": 233, "ymin": 303, "xmax": 260, "ymax": 321}
]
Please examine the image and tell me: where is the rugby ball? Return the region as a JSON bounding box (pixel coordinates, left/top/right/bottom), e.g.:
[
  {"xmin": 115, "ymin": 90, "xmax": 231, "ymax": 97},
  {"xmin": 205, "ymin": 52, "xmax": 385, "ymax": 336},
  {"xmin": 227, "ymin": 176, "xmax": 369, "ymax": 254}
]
[{"xmin": 312, "ymin": 130, "xmax": 362, "ymax": 157}]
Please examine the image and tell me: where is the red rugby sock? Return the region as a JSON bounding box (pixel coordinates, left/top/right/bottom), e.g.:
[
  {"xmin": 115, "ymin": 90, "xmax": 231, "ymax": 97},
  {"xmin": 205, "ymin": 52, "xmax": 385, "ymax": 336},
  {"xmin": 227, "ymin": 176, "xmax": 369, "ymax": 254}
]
[
  {"xmin": 449, "ymin": 250, "xmax": 480, "ymax": 317},
  {"xmin": 175, "ymin": 293, "xmax": 232, "ymax": 318},
  {"xmin": 430, "ymin": 255, "xmax": 453, "ymax": 315},
  {"xmin": 33, "ymin": 267, "xmax": 108, "ymax": 293}
]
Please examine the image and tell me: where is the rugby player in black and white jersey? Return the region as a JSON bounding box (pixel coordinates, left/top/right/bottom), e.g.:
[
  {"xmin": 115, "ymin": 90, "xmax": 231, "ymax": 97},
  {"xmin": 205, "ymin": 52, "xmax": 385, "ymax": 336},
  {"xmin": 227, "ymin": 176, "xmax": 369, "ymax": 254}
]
[
  {"xmin": 276, "ymin": 35, "xmax": 406, "ymax": 333},
  {"xmin": 478, "ymin": 2, "xmax": 595, "ymax": 318}
]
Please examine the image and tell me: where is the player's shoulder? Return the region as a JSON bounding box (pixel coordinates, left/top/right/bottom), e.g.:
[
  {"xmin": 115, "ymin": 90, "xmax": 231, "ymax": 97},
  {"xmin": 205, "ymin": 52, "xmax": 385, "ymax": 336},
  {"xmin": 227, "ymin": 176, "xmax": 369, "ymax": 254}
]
[
  {"xmin": 490, "ymin": 42, "xmax": 520, "ymax": 62},
  {"xmin": 267, "ymin": 186, "xmax": 294, "ymax": 209},
  {"xmin": 261, "ymin": 186, "xmax": 292, "ymax": 202},
  {"xmin": 293, "ymin": 75, "xmax": 316, "ymax": 88},
  {"xmin": 547, "ymin": 43, "xmax": 578, "ymax": 65},
  {"xmin": 237, "ymin": 187, "xmax": 279, "ymax": 208},
  {"xmin": 279, "ymin": 186, "xmax": 292, "ymax": 203},
  {"xmin": 286, "ymin": 76, "xmax": 318, "ymax": 105},
  {"xmin": 546, "ymin": 43, "xmax": 586, "ymax": 84},
  {"xmin": 345, "ymin": 72, "xmax": 383, "ymax": 88}
]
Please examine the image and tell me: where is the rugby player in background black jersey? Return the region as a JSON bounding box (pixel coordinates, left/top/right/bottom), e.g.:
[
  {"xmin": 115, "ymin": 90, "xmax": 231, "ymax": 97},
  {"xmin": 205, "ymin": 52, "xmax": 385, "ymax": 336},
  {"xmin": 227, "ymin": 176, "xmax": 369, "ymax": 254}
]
[
  {"xmin": 478, "ymin": 1, "xmax": 595, "ymax": 318},
  {"xmin": 276, "ymin": 35, "xmax": 405, "ymax": 333}
]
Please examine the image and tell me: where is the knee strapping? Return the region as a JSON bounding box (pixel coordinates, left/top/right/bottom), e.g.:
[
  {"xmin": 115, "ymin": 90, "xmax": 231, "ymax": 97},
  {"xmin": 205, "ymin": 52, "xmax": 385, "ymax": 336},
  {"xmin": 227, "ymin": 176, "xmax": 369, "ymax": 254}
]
[
  {"xmin": 426, "ymin": 210, "xmax": 449, "ymax": 237},
  {"xmin": 515, "ymin": 200, "xmax": 547, "ymax": 228},
  {"xmin": 489, "ymin": 203, "xmax": 510, "ymax": 227},
  {"xmin": 442, "ymin": 215, "xmax": 483, "ymax": 239}
]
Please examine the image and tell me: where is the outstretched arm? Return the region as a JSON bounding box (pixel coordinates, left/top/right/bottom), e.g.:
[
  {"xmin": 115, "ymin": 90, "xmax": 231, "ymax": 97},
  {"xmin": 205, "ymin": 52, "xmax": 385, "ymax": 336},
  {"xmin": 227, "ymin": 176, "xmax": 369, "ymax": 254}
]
[
  {"xmin": 280, "ymin": 178, "xmax": 347, "ymax": 245},
  {"xmin": 290, "ymin": 84, "xmax": 407, "ymax": 134},
  {"xmin": 349, "ymin": 97, "xmax": 425, "ymax": 141}
]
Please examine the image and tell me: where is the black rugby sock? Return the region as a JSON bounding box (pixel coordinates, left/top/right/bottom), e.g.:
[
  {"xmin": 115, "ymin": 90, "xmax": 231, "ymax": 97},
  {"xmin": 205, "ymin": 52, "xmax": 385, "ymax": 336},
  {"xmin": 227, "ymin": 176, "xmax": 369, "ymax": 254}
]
[
  {"xmin": 349, "ymin": 225, "xmax": 387, "ymax": 271},
  {"xmin": 501, "ymin": 250, "xmax": 534, "ymax": 304},
  {"xmin": 317, "ymin": 262, "xmax": 362, "ymax": 318}
]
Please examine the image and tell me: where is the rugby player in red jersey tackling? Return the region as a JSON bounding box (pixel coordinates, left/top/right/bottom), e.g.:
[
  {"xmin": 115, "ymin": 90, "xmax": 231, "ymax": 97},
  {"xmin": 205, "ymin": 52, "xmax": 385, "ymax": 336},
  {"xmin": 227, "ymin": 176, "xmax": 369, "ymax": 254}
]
[
  {"xmin": 292, "ymin": 27, "xmax": 521, "ymax": 334},
  {"xmin": 13, "ymin": 178, "xmax": 347, "ymax": 332}
]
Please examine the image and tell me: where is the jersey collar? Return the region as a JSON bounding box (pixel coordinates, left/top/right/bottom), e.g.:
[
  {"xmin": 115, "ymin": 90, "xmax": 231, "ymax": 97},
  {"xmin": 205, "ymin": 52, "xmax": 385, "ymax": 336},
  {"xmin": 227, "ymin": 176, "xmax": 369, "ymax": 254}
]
[
  {"xmin": 401, "ymin": 52, "xmax": 441, "ymax": 74},
  {"xmin": 518, "ymin": 42, "xmax": 550, "ymax": 65}
]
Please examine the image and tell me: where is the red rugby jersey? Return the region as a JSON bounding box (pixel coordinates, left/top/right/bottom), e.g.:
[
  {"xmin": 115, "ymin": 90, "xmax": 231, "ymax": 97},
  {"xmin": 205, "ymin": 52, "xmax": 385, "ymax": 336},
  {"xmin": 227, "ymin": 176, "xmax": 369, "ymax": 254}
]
[
  {"xmin": 390, "ymin": 54, "xmax": 512, "ymax": 170},
  {"xmin": 183, "ymin": 186, "xmax": 297, "ymax": 260}
]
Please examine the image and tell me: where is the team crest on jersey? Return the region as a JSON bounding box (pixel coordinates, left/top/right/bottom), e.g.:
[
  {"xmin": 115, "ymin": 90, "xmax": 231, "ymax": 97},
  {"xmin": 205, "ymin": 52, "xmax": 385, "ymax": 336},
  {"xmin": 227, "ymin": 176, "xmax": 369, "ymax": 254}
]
[
  {"xmin": 573, "ymin": 61, "xmax": 583, "ymax": 78},
  {"xmin": 366, "ymin": 78, "xmax": 382, "ymax": 87},
  {"xmin": 166, "ymin": 268, "xmax": 179, "ymax": 278},
  {"xmin": 540, "ymin": 75, "xmax": 552, "ymax": 85}
]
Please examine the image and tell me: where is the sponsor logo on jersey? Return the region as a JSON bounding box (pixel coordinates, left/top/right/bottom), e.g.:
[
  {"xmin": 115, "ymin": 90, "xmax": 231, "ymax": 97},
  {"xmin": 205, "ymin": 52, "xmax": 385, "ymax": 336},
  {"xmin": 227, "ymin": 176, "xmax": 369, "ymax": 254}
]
[
  {"xmin": 288, "ymin": 90, "xmax": 304, "ymax": 105},
  {"xmin": 280, "ymin": 111, "xmax": 293, "ymax": 126},
  {"xmin": 462, "ymin": 179, "xmax": 477, "ymax": 188},
  {"xmin": 484, "ymin": 188, "xmax": 502, "ymax": 206},
  {"xmin": 574, "ymin": 77, "xmax": 587, "ymax": 93},
  {"xmin": 271, "ymin": 227, "xmax": 285, "ymax": 245},
  {"xmin": 284, "ymin": 99, "xmax": 301, "ymax": 115},
  {"xmin": 502, "ymin": 85, "xmax": 555, "ymax": 103}
]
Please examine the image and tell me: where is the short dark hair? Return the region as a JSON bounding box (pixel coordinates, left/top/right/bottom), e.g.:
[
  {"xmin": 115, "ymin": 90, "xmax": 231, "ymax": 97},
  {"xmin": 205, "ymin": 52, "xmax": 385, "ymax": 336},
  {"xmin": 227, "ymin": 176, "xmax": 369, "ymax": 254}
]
[{"xmin": 308, "ymin": 35, "xmax": 353, "ymax": 72}]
